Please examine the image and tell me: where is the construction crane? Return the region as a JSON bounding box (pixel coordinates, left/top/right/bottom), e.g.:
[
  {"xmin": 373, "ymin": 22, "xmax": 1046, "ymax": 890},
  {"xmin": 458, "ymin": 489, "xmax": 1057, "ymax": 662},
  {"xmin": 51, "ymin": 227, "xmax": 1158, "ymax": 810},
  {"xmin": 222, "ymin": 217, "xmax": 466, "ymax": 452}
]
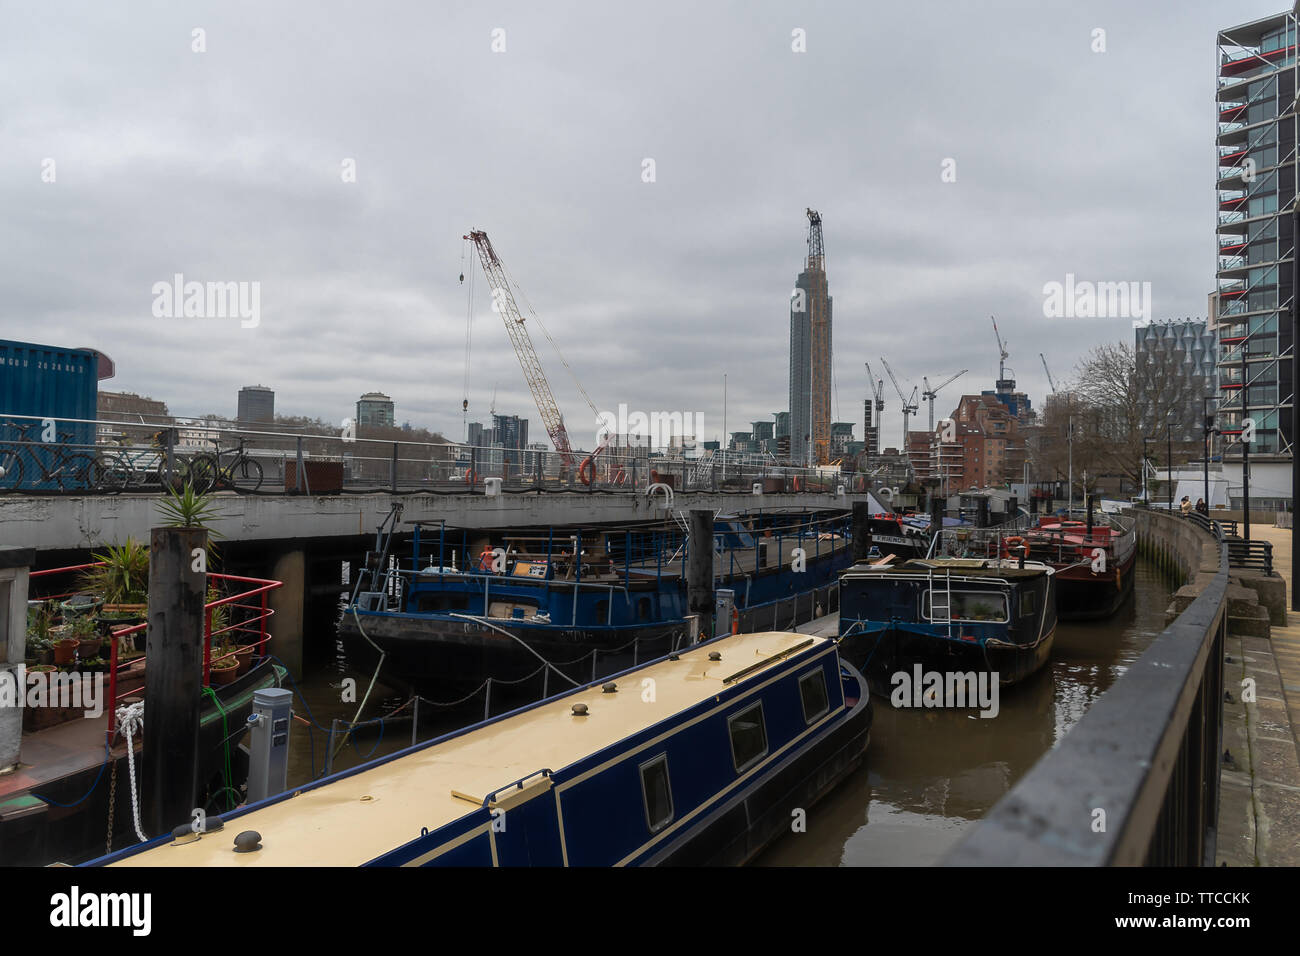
[
  {"xmin": 1039, "ymin": 352, "xmax": 1058, "ymax": 394},
  {"xmin": 880, "ymin": 357, "xmax": 919, "ymax": 450},
  {"xmin": 863, "ymin": 361, "xmax": 885, "ymax": 461},
  {"xmin": 991, "ymin": 315, "xmax": 1015, "ymax": 391},
  {"xmin": 464, "ymin": 229, "xmax": 583, "ymax": 468},
  {"xmin": 805, "ymin": 209, "xmax": 832, "ymax": 467},
  {"xmin": 921, "ymin": 369, "xmax": 968, "ymax": 432}
]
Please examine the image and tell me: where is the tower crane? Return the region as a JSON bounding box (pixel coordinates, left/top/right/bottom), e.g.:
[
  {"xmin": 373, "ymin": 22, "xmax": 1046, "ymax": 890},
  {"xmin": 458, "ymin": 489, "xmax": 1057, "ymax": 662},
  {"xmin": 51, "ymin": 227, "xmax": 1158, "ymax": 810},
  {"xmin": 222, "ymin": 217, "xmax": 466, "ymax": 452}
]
[
  {"xmin": 464, "ymin": 229, "xmax": 598, "ymax": 471},
  {"xmin": 863, "ymin": 360, "xmax": 885, "ymax": 460},
  {"xmin": 991, "ymin": 315, "xmax": 1015, "ymax": 391},
  {"xmin": 880, "ymin": 357, "xmax": 919, "ymax": 450},
  {"xmin": 1039, "ymin": 352, "xmax": 1058, "ymax": 394},
  {"xmin": 921, "ymin": 369, "xmax": 968, "ymax": 432}
]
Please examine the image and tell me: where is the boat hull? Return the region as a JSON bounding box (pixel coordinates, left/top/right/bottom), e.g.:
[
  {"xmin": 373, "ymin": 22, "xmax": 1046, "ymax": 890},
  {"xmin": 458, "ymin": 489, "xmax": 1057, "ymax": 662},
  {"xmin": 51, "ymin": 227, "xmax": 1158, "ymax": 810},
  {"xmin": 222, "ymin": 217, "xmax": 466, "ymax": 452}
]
[
  {"xmin": 1053, "ymin": 550, "xmax": 1136, "ymax": 620},
  {"xmin": 646, "ymin": 666, "xmax": 872, "ymax": 866},
  {"xmin": 839, "ymin": 623, "xmax": 1055, "ymax": 697}
]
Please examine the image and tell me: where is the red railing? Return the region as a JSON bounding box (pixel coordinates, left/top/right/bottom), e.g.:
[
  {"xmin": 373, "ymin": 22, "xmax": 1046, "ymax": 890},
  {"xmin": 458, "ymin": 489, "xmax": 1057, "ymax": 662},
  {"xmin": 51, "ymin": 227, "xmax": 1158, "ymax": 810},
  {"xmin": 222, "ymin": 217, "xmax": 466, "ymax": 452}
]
[{"xmin": 28, "ymin": 563, "xmax": 282, "ymax": 747}]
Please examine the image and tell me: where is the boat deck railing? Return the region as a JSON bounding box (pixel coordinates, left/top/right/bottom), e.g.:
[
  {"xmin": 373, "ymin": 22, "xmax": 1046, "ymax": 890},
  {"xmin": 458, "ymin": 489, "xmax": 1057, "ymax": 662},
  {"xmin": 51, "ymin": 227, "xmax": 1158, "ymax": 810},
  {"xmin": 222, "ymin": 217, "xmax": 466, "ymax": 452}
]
[{"xmin": 28, "ymin": 563, "xmax": 283, "ymax": 747}]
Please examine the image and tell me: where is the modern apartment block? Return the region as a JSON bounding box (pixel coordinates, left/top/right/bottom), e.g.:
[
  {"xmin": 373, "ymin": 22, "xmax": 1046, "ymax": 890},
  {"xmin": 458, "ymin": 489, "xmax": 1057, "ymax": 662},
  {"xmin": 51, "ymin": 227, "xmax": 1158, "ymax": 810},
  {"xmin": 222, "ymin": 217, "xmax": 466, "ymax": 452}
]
[
  {"xmin": 1217, "ymin": 8, "xmax": 1297, "ymax": 506},
  {"xmin": 788, "ymin": 210, "xmax": 832, "ymax": 467},
  {"xmin": 236, "ymin": 384, "xmax": 274, "ymax": 424},
  {"xmin": 356, "ymin": 391, "xmax": 395, "ymax": 429},
  {"xmin": 1133, "ymin": 319, "xmax": 1217, "ymax": 443}
]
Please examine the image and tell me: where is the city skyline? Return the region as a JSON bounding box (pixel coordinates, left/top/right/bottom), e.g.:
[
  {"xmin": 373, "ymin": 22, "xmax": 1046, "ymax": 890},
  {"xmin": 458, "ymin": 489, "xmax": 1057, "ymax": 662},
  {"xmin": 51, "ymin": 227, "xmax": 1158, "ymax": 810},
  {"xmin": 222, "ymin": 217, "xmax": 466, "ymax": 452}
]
[{"xmin": 1, "ymin": 1, "xmax": 1275, "ymax": 453}]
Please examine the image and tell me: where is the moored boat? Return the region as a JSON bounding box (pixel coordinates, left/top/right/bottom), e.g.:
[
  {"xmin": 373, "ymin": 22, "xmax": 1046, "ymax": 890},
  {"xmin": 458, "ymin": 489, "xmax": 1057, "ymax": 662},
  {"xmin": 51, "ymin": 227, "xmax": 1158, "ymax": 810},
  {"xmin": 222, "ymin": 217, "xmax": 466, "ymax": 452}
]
[
  {"xmin": 339, "ymin": 510, "xmax": 853, "ymax": 699},
  {"xmin": 1018, "ymin": 513, "xmax": 1136, "ymax": 620},
  {"xmin": 836, "ymin": 530, "xmax": 1057, "ymax": 697},
  {"xmin": 85, "ymin": 631, "xmax": 872, "ymax": 867}
]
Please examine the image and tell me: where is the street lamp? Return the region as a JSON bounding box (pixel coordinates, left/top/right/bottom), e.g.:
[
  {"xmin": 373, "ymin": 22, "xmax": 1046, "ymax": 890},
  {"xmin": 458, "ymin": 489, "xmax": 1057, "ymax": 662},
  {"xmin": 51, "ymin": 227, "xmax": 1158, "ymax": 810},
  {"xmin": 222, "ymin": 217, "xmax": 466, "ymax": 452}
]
[
  {"xmin": 1141, "ymin": 436, "xmax": 1152, "ymax": 505},
  {"xmin": 1202, "ymin": 396, "xmax": 1216, "ymax": 516}
]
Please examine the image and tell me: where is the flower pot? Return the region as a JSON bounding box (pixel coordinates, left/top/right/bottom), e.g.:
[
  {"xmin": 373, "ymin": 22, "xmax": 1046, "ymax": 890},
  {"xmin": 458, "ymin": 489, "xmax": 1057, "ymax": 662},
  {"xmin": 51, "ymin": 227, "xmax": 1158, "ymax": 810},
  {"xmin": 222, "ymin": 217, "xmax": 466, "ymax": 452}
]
[
  {"xmin": 234, "ymin": 645, "xmax": 255, "ymax": 676},
  {"xmin": 60, "ymin": 593, "xmax": 103, "ymax": 618},
  {"xmin": 38, "ymin": 648, "xmax": 53, "ymax": 665},
  {"xmin": 77, "ymin": 638, "xmax": 102, "ymax": 660},
  {"xmin": 209, "ymin": 663, "xmax": 240, "ymax": 686},
  {"xmin": 53, "ymin": 639, "xmax": 78, "ymax": 666},
  {"xmin": 28, "ymin": 664, "xmax": 56, "ymax": 674}
]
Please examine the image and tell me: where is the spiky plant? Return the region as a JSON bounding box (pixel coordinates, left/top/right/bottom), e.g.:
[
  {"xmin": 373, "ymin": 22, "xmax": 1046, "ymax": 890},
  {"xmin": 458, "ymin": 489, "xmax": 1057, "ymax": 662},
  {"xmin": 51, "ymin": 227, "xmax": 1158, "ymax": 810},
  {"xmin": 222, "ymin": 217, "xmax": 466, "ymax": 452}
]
[{"xmin": 82, "ymin": 538, "xmax": 150, "ymax": 605}]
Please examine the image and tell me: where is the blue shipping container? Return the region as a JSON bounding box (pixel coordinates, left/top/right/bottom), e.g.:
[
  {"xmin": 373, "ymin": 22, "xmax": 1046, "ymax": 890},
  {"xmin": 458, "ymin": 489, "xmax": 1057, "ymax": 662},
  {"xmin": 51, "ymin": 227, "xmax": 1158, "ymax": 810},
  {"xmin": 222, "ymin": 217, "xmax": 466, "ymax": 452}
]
[{"xmin": 0, "ymin": 339, "xmax": 99, "ymax": 491}]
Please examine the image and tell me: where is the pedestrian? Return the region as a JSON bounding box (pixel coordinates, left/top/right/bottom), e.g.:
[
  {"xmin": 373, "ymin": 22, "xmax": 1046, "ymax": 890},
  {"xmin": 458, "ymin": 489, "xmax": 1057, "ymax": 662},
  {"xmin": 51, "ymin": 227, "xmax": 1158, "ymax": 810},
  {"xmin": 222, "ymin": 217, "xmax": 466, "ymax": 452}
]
[
  {"xmin": 1179, "ymin": 496, "xmax": 1192, "ymax": 515},
  {"xmin": 1196, "ymin": 498, "xmax": 1208, "ymax": 515}
]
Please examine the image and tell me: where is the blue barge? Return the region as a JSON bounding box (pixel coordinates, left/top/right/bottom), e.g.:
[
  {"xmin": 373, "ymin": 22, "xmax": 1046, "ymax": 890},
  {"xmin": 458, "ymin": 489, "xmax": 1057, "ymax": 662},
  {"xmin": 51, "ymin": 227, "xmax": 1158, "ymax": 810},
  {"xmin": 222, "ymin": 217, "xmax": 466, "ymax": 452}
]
[
  {"xmin": 339, "ymin": 510, "xmax": 853, "ymax": 696},
  {"xmin": 86, "ymin": 631, "xmax": 871, "ymax": 867}
]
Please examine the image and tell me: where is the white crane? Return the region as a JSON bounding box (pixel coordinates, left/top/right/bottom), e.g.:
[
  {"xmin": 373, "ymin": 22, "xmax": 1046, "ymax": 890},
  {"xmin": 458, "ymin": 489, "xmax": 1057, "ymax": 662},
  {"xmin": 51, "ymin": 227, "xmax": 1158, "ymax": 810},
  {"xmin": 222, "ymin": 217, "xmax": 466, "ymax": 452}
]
[
  {"xmin": 1039, "ymin": 353, "xmax": 1058, "ymax": 394},
  {"xmin": 880, "ymin": 357, "xmax": 919, "ymax": 450},
  {"xmin": 921, "ymin": 369, "xmax": 968, "ymax": 432}
]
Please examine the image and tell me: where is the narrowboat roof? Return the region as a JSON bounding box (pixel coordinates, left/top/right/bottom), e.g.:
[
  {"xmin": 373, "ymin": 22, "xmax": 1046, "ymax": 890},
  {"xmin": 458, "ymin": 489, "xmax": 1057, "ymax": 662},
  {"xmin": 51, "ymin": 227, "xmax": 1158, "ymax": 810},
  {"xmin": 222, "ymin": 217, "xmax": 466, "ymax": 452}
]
[
  {"xmin": 101, "ymin": 630, "xmax": 832, "ymax": 868},
  {"xmin": 844, "ymin": 558, "xmax": 1054, "ymax": 579}
]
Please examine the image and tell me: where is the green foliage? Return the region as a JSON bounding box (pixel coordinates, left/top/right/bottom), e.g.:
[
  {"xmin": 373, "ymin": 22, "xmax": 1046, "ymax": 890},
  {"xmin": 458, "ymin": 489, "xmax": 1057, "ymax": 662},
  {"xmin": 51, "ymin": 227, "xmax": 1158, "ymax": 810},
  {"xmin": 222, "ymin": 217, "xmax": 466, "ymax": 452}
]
[
  {"xmin": 82, "ymin": 538, "xmax": 150, "ymax": 605},
  {"xmin": 156, "ymin": 480, "xmax": 225, "ymax": 533}
]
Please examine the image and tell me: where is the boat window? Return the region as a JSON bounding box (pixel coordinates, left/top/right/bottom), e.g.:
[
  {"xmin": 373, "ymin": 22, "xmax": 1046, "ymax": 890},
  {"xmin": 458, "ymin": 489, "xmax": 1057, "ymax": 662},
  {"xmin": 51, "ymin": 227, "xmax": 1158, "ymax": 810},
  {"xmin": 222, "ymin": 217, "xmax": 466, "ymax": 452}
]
[
  {"xmin": 637, "ymin": 597, "xmax": 651, "ymax": 621},
  {"xmin": 922, "ymin": 590, "xmax": 1009, "ymax": 623},
  {"xmin": 798, "ymin": 668, "xmax": 829, "ymax": 724},
  {"xmin": 639, "ymin": 754, "xmax": 674, "ymax": 833},
  {"xmin": 1020, "ymin": 589, "xmax": 1036, "ymax": 617},
  {"xmin": 728, "ymin": 702, "xmax": 768, "ymax": 773}
]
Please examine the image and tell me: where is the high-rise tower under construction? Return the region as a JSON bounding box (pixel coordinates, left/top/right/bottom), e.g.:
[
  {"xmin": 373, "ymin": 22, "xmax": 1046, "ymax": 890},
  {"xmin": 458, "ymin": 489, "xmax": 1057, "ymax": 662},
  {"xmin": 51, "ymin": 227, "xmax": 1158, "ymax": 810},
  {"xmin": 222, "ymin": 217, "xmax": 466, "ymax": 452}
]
[{"xmin": 789, "ymin": 209, "xmax": 833, "ymax": 466}]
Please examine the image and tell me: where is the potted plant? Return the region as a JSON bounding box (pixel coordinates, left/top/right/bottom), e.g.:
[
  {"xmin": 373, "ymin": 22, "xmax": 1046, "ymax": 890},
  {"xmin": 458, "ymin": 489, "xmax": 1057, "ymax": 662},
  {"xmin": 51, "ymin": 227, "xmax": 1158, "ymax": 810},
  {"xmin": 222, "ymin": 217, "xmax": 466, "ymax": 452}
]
[
  {"xmin": 59, "ymin": 591, "xmax": 103, "ymax": 619},
  {"xmin": 70, "ymin": 613, "xmax": 101, "ymax": 661},
  {"xmin": 83, "ymin": 539, "xmax": 149, "ymax": 634},
  {"xmin": 209, "ymin": 653, "xmax": 240, "ymax": 686},
  {"xmin": 28, "ymin": 664, "xmax": 56, "ymax": 675},
  {"xmin": 25, "ymin": 602, "xmax": 55, "ymax": 665},
  {"xmin": 53, "ymin": 632, "xmax": 78, "ymax": 667}
]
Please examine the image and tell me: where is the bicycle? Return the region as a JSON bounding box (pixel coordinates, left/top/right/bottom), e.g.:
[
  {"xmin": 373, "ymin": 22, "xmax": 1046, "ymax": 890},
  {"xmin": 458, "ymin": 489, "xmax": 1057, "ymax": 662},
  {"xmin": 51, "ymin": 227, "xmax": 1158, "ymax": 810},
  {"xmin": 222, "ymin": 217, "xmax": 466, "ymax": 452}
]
[
  {"xmin": 0, "ymin": 422, "xmax": 99, "ymax": 492},
  {"xmin": 189, "ymin": 437, "xmax": 264, "ymax": 493}
]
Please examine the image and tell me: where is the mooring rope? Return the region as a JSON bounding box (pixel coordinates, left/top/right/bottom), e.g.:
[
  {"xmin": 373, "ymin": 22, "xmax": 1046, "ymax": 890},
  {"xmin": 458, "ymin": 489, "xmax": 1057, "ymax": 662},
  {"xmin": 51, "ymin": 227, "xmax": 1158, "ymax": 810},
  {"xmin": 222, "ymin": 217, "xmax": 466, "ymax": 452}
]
[{"xmin": 115, "ymin": 701, "xmax": 147, "ymax": 843}]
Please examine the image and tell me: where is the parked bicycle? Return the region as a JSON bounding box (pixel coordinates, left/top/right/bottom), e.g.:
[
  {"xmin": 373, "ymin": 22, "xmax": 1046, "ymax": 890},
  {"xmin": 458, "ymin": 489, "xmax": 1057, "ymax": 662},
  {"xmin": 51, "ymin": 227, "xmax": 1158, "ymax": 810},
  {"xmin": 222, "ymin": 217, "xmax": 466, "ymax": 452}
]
[
  {"xmin": 189, "ymin": 437, "xmax": 264, "ymax": 493},
  {"xmin": 0, "ymin": 422, "xmax": 100, "ymax": 492}
]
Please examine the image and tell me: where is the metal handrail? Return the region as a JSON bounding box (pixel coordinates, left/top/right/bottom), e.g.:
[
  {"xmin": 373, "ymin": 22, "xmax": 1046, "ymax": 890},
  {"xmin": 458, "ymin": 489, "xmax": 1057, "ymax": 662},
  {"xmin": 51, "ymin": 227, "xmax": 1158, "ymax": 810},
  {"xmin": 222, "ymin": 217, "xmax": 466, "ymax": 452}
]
[{"xmin": 943, "ymin": 511, "xmax": 1228, "ymax": 865}]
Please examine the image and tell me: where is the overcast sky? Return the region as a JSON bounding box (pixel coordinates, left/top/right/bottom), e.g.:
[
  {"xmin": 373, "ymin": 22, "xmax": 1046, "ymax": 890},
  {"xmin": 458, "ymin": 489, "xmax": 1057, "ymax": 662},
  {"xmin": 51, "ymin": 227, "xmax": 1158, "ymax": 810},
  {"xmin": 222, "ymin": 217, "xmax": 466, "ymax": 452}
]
[{"xmin": 0, "ymin": 0, "xmax": 1281, "ymax": 450}]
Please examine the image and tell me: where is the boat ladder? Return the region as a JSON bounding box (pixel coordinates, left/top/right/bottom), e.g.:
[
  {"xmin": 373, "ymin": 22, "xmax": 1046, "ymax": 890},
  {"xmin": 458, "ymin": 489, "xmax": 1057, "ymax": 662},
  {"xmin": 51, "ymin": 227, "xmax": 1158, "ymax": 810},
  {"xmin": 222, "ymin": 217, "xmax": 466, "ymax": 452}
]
[{"xmin": 929, "ymin": 567, "xmax": 954, "ymax": 638}]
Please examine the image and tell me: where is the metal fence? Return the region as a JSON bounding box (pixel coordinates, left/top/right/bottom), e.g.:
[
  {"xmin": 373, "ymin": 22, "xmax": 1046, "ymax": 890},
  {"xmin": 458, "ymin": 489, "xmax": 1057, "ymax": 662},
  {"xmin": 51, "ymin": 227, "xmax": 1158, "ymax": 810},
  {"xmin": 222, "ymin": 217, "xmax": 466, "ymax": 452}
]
[
  {"xmin": 0, "ymin": 413, "xmax": 873, "ymax": 497},
  {"xmin": 943, "ymin": 511, "xmax": 1228, "ymax": 865}
]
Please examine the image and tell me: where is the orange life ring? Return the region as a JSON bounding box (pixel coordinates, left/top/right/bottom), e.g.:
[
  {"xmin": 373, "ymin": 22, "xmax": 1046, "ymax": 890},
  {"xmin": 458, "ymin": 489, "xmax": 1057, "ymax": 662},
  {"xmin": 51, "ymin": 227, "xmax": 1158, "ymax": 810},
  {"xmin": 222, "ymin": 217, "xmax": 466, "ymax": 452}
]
[
  {"xmin": 464, "ymin": 469, "xmax": 477, "ymax": 486},
  {"xmin": 650, "ymin": 469, "xmax": 660, "ymax": 484},
  {"xmin": 579, "ymin": 456, "xmax": 595, "ymax": 486},
  {"xmin": 731, "ymin": 606, "xmax": 740, "ymax": 635}
]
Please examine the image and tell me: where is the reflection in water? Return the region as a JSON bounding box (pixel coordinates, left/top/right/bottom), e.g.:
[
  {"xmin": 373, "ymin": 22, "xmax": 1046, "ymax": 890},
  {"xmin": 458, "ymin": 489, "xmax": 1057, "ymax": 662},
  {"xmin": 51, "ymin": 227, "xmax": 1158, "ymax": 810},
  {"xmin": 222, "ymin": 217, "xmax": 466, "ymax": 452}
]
[{"xmin": 757, "ymin": 558, "xmax": 1174, "ymax": 866}]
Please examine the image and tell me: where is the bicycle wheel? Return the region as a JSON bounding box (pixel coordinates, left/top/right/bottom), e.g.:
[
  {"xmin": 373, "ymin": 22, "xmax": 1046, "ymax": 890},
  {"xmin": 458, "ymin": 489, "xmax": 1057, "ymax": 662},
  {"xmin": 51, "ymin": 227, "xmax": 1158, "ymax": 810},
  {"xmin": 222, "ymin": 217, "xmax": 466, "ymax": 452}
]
[
  {"xmin": 95, "ymin": 452, "xmax": 135, "ymax": 493},
  {"xmin": 56, "ymin": 454, "xmax": 98, "ymax": 492},
  {"xmin": 0, "ymin": 447, "xmax": 24, "ymax": 491},
  {"xmin": 187, "ymin": 454, "xmax": 221, "ymax": 493},
  {"xmin": 237, "ymin": 457, "xmax": 264, "ymax": 492}
]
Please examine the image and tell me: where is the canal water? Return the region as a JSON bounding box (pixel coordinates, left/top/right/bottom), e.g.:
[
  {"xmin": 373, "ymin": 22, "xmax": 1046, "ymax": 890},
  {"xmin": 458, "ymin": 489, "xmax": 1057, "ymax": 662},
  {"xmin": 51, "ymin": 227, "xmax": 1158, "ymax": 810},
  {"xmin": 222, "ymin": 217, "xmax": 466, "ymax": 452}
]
[
  {"xmin": 756, "ymin": 556, "xmax": 1175, "ymax": 866},
  {"xmin": 278, "ymin": 557, "xmax": 1173, "ymax": 866}
]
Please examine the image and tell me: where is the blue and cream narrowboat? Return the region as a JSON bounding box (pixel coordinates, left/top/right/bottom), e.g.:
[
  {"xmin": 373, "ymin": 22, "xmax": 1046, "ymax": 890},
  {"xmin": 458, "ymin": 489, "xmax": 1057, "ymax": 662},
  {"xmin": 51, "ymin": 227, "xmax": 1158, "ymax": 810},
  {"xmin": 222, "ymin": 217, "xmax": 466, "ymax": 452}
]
[{"xmin": 85, "ymin": 631, "xmax": 871, "ymax": 867}]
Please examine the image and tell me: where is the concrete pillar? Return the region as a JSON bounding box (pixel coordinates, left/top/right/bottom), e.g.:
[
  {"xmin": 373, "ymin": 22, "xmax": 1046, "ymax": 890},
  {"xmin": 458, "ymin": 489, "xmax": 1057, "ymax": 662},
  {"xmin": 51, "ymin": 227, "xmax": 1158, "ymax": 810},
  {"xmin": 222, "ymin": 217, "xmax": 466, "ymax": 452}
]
[
  {"xmin": 143, "ymin": 526, "xmax": 207, "ymax": 838},
  {"xmin": 269, "ymin": 549, "xmax": 306, "ymax": 676},
  {"xmin": 851, "ymin": 501, "xmax": 872, "ymax": 563},
  {"xmin": 0, "ymin": 547, "xmax": 35, "ymax": 773}
]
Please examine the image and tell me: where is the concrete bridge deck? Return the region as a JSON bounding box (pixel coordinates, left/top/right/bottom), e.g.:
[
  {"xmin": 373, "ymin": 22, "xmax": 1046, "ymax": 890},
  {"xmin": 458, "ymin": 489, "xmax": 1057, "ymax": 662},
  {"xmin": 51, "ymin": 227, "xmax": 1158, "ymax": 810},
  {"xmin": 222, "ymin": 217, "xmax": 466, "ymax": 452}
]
[{"xmin": 0, "ymin": 489, "xmax": 866, "ymax": 552}]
